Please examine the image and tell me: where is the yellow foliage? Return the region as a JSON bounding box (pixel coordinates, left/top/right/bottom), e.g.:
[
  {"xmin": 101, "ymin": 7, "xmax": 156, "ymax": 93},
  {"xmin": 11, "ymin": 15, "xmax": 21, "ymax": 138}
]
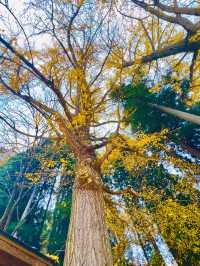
[
  {"xmin": 9, "ymin": 74, "xmax": 20, "ymax": 92},
  {"xmin": 149, "ymin": 83, "xmax": 162, "ymax": 93},
  {"xmin": 106, "ymin": 48, "xmax": 124, "ymax": 69},
  {"xmin": 72, "ymin": 113, "xmax": 87, "ymax": 127},
  {"xmin": 155, "ymin": 200, "xmax": 200, "ymax": 264},
  {"xmin": 168, "ymin": 32, "xmax": 184, "ymax": 45},
  {"xmin": 189, "ymin": 31, "xmax": 200, "ymax": 42},
  {"xmin": 45, "ymin": 253, "xmax": 59, "ymax": 263},
  {"xmin": 0, "ymin": 84, "xmax": 6, "ymax": 94},
  {"xmin": 101, "ymin": 129, "xmax": 168, "ymax": 174},
  {"xmin": 25, "ymin": 173, "xmax": 40, "ymax": 183},
  {"xmin": 34, "ymin": 113, "xmax": 42, "ymax": 126},
  {"xmin": 60, "ymin": 158, "xmax": 68, "ymax": 164}
]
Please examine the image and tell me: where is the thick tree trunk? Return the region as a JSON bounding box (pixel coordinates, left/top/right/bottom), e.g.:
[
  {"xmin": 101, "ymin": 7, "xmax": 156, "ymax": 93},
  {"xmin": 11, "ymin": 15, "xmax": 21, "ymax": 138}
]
[{"xmin": 64, "ymin": 158, "xmax": 113, "ymax": 266}]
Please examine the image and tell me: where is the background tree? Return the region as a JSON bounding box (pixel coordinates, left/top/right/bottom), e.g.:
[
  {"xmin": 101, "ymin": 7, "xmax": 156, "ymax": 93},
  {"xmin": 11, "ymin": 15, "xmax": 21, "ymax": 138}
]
[
  {"xmin": 117, "ymin": 1, "xmax": 200, "ymax": 65},
  {"xmin": 0, "ymin": 140, "xmax": 74, "ymax": 265},
  {"xmin": 109, "ymin": 77, "xmax": 200, "ymax": 265}
]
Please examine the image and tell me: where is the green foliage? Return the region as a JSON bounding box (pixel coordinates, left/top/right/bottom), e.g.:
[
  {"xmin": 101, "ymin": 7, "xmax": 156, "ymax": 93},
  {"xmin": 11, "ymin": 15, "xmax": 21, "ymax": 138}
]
[
  {"xmin": 17, "ymin": 207, "xmax": 46, "ymax": 249},
  {"xmin": 111, "ymin": 81, "xmax": 184, "ymax": 133},
  {"xmin": 0, "ymin": 151, "xmax": 40, "ymax": 183},
  {"xmin": 47, "ymin": 192, "xmax": 71, "ymax": 266},
  {"xmin": 112, "ymin": 78, "xmax": 200, "ymax": 142},
  {"xmin": 110, "ymin": 76, "xmax": 200, "ymax": 265},
  {"xmin": 149, "ymin": 251, "xmax": 165, "ymax": 266},
  {"xmin": 0, "ymin": 142, "xmax": 73, "ymax": 264}
]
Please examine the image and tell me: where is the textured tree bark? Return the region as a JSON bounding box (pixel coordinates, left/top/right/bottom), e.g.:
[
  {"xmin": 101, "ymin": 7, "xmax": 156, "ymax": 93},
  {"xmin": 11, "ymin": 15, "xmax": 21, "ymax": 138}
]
[{"xmin": 64, "ymin": 158, "xmax": 113, "ymax": 266}]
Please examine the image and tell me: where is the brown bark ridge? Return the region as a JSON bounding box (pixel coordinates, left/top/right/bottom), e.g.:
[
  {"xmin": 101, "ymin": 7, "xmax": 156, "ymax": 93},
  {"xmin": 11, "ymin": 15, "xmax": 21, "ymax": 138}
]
[{"xmin": 64, "ymin": 157, "xmax": 113, "ymax": 266}]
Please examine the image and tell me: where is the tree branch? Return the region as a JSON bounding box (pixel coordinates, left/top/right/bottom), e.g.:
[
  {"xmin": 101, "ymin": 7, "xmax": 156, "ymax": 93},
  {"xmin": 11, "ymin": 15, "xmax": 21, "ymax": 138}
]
[
  {"xmin": 0, "ymin": 114, "xmax": 41, "ymax": 138},
  {"xmin": 131, "ymin": 0, "xmax": 196, "ymax": 32},
  {"xmin": 155, "ymin": 2, "xmax": 200, "ymax": 16},
  {"xmin": 123, "ymin": 38, "xmax": 200, "ymax": 67}
]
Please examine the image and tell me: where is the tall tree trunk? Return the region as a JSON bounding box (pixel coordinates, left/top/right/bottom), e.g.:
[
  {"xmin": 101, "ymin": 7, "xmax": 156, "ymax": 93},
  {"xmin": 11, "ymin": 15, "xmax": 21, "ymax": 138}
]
[
  {"xmin": 0, "ymin": 187, "xmax": 16, "ymax": 229},
  {"xmin": 150, "ymin": 103, "xmax": 200, "ymax": 125},
  {"xmin": 39, "ymin": 175, "xmax": 57, "ymax": 251},
  {"xmin": 3, "ymin": 202, "xmax": 17, "ymax": 230},
  {"xmin": 151, "ymin": 225, "xmax": 178, "ymax": 266},
  {"xmin": 136, "ymin": 233, "xmax": 149, "ymax": 263},
  {"xmin": 64, "ymin": 157, "xmax": 113, "ymax": 266},
  {"xmin": 12, "ymin": 186, "xmax": 37, "ymax": 237}
]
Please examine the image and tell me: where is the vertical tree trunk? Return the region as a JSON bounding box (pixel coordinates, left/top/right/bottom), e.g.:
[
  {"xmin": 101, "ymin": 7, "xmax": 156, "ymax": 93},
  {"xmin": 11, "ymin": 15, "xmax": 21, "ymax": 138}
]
[
  {"xmin": 151, "ymin": 225, "xmax": 178, "ymax": 266},
  {"xmin": 3, "ymin": 203, "xmax": 17, "ymax": 230},
  {"xmin": 136, "ymin": 233, "xmax": 149, "ymax": 264},
  {"xmin": 39, "ymin": 175, "xmax": 57, "ymax": 251},
  {"xmin": 64, "ymin": 158, "xmax": 113, "ymax": 266},
  {"xmin": 0, "ymin": 187, "xmax": 16, "ymax": 229},
  {"xmin": 12, "ymin": 186, "xmax": 37, "ymax": 237}
]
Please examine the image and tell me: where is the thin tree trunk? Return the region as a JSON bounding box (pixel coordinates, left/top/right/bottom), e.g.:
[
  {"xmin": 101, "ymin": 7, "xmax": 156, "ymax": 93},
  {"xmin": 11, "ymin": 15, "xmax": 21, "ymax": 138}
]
[
  {"xmin": 136, "ymin": 233, "xmax": 149, "ymax": 264},
  {"xmin": 3, "ymin": 186, "xmax": 24, "ymax": 231},
  {"xmin": 151, "ymin": 224, "xmax": 178, "ymax": 266},
  {"xmin": 150, "ymin": 103, "xmax": 200, "ymax": 159},
  {"xmin": 39, "ymin": 175, "xmax": 57, "ymax": 251},
  {"xmin": 3, "ymin": 202, "xmax": 17, "ymax": 230},
  {"xmin": 150, "ymin": 103, "xmax": 200, "ymax": 125},
  {"xmin": 0, "ymin": 187, "xmax": 16, "ymax": 229},
  {"xmin": 12, "ymin": 186, "xmax": 37, "ymax": 237},
  {"xmin": 64, "ymin": 157, "xmax": 113, "ymax": 266},
  {"xmin": 151, "ymin": 237, "xmax": 159, "ymax": 253}
]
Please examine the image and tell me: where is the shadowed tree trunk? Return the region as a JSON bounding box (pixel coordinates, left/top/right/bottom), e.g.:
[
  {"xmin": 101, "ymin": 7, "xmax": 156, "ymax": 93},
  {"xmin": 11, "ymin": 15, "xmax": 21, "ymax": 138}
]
[
  {"xmin": 0, "ymin": 186, "xmax": 17, "ymax": 229},
  {"xmin": 12, "ymin": 186, "xmax": 37, "ymax": 237},
  {"xmin": 64, "ymin": 156, "xmax": 113, "ymax": 266},
  {"xmin": 136, "ymin": 233, "xmax": 150, "ymax": 264},
  {"xmin": 2, "ymin": 186, "xmax": 25, "ymax": 231},
  {"xmin": 39, "ymin": 175, "xmax": 57, "ymax": 251},
  {"xmin": 3, "ymin": 202, "xmax": 17, "ymax": 230}
]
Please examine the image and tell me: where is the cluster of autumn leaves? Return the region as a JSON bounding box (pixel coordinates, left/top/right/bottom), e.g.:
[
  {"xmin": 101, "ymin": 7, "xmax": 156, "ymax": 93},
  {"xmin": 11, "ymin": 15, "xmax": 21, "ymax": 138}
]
[{"xmin": 101, "ymin": 126, "xmax": 199, "ymax": 264}]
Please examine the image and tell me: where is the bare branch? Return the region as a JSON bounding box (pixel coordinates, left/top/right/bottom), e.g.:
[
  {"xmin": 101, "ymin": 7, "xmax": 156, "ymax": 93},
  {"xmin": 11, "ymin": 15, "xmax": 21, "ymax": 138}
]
[
  {"xmin": 155, "ymin": 1, "xmax": 200, "ymax": 16},
  {"xmin": 131, "ymin": 0, "xmax": 197, "ymax": 32},
  {"xmin": 0, "ymin": 113, "xmax": 41, "ymax": 138}
]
